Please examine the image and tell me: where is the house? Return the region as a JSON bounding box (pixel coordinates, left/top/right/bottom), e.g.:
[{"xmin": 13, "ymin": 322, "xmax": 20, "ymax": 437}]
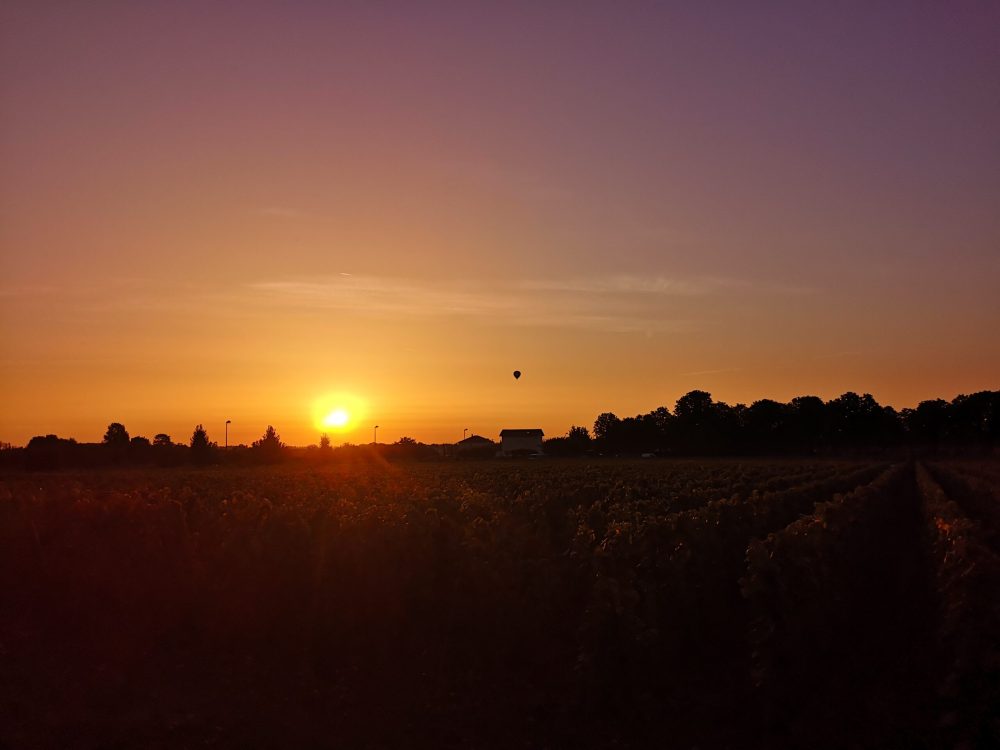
[
  {"xmin": 455, "ymin": 434, "xmax": 497, "ymax": 458},
  {"xmin": 500, "ymin": 429, "xmax": 544, "ymax": 456}
]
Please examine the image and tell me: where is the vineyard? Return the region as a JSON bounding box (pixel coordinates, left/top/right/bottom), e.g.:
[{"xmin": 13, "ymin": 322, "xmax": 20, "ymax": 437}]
[{"xmin": 1, "ymin": 459, "xmax": 997, "ymax": 748}]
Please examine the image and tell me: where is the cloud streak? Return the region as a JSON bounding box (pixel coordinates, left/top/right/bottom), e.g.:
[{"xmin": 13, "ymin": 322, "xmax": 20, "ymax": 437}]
[
  {"xmin": 245, "ymin": 274, "xmax": 707, "ymax": 334},
  {"xmin": 517, "ymin": 275, "xmax": 725, "ymax": 296}
]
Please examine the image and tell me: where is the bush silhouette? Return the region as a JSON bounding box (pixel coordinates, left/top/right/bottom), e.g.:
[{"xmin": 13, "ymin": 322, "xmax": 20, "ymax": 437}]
[
  {"xmin": 190, "ymin": 424, "xmax": 215, "ymax": 465},
  {"xmin": 252, "ymin": 425, "xmax": 285, "ymax": 463}
]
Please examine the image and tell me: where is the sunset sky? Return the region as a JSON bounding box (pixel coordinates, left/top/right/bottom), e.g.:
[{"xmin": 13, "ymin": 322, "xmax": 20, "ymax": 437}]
[{"xmin": 2, "ymin": 2, "xmax": 998, "ymax": 446}]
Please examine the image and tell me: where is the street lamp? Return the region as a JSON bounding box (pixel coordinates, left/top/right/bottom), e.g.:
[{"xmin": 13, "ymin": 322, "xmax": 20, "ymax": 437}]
[
  {"xmin": 225, "ymin": 420, "xmax": 231, "ymax": 448},
  {"xmin": 373, "ymin": 425, "xmax": 379, "ymax": 444},
  {"xmin": 463, "ymin": 428, "xmax": 469, "ymax": 440}
]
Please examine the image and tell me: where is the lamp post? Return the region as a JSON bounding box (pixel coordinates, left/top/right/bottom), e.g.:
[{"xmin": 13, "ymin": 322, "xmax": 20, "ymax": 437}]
[
  {"xmin": 463, "ymin": 428, "xmax": 469, "ymax": 440},
  {"xmin": 225, "ymin": 420, "xmax": 231, "ymax": 448},
  {"xmin": 373, "ymin": 425, "xmax": 379, "ymax": 445}
]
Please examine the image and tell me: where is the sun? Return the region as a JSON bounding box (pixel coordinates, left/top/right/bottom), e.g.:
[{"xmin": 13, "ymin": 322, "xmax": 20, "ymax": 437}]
[
  {"xmin": 323, "ymin": 408, "xmax": 350, "ymax": 428},
  {"xmin": 311, "ymin": 392, "xmax": 368, "ymax": 434}
]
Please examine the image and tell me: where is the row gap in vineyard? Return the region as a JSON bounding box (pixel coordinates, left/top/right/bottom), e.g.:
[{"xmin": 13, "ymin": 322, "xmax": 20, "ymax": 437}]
[
  {"xmin": 915, "ymin": 463, "xmax": 1000, "ymax": 750},
  {"xmin": 925, "ymin": 462, "xmax": 1000, "ymax": 557},
  {"xmin": 572, "ymin": 463, "xmax": 889, "ymax": 745},
  {"xmin": 741, "ymin": 463, "xmax": 944, "ymax": 748}
]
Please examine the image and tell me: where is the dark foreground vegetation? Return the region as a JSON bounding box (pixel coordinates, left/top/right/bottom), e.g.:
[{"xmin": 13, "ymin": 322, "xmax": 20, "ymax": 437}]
[{"xmin": 2, "ymin": 459, "xmax": 998, "ymax": 749}]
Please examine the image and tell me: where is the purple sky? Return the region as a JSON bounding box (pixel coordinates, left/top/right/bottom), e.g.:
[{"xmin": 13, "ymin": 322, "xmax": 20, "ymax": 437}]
[{"xmin": 2, "ymin": 1, "xmax": 998, "ymax": 445}]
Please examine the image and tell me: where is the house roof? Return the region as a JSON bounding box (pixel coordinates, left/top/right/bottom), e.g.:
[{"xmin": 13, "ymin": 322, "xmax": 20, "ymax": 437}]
[
  {"xmin": 457, "ymin": 434, "xmax": 493, "ymax": 445},
  {"xmin": 500, "ymin": 429, "xmax": 544, "ymax": 437}
]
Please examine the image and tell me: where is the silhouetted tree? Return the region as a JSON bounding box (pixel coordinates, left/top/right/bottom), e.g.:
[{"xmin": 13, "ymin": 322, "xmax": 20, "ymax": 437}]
[
  {"xmin": 128, "ymin": 435, "xmax": 152, "ymax": 464},
  {"xmin": 152, "ymin": 432, "xmax": 182, "ymax": 466},
  {"xmin": 674, "ymin": 390, "xmax": 714, "ymax": 422},
  {"xmin": 594, "ymin": 411, "xmax": 621, "ymax": 441},
  {"xmin": 825, "ymin": 392, "xmax": 898, "ymax": 449},
  {"xmin": 102, "ymin": 422, "xmax": 130, "ymax": 463},
  {"xmin": 744, "ymin": 399, "xmax": 788, "ymax": 453},
  {"xmin": 0, "ymin": 442, "xmax": 19, "ymax": 471},
  {"xmin": 545, "ymin": 425, "xmax": 593, "ymax": 456},
  {"xmin": 948, "ymin": 391, "xmax": 1000, "ymax": 446},
  {"xmin": 25, "ymin": 434, "xmax": 77, "ymax": 471},
  {"xmin": 252, "ymin": 425, "xmax": 285, "ymax": 463},
  {"xmin": 714, "ymin": 401, "xmax": 743, "ymax": 454},
  {"xmin": 647, "ymin": 406, "xmax": 673, "ymax": 436},
  {"xmin": 319, "ymin": 434, "xmax": 332, "ymax": 451},
  {"xmin": 103, "ymin": 422, "xmax": 130, "ymax": 446},
  {"xmin": 787, "ymin": 396, "xmax": 828, "ymax": 453},
  {"xmin": 190, "ymin": 424, "xmax": 214, "ymax": 465},
  {"xmin": 673, "ymin": 391, "xmax": 726, "ymax": 454},
  {"xmin": 377, "ymin": 436, "xmax": 437, "ymax": 461},
  {"xmin": 610, "ymin": 416, "xmax": 647, "ymax": 453},
  {"xmin": 567, "ymin": 425, "xmax": 592, "ymax": 450}
]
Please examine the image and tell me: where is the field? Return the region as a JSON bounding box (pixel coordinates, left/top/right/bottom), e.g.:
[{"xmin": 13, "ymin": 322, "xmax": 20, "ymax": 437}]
[{"xmin": 1, "ymin": 459, "xmax": 998, "ymax": 749}]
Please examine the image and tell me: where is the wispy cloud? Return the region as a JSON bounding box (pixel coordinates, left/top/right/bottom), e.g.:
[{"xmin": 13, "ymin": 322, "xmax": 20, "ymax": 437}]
[
  {"xmin": 518, "ymin": 275, "xmax": 723, "ymax": 296},
  {"xmin": 2, "ymin": 270, "xmax": 812, "ymax": 337},
  {"xmin": 245, "ymin": 275, "xmax": 699, "ymax": 334}
]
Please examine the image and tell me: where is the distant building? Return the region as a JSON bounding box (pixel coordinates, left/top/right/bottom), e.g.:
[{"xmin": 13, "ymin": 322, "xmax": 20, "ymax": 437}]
[
  {"xmin": 455, "ymin": 434, "xmax": 497, "ymax": 458},
  {"xmin": 500, "ymin": 429, "xmax": 544, "ymax": 456}
]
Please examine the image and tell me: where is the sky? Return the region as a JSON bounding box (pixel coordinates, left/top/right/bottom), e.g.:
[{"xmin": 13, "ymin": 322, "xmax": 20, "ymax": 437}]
[{"xmin": 1, "ymin": 1, "xmax": 998, "ymax": 447}]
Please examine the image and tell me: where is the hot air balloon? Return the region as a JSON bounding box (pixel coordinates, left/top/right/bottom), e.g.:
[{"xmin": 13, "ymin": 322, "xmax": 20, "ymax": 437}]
[{"xmin": 513, "ymin": 370, "xmax": 521, "ymax": 380}]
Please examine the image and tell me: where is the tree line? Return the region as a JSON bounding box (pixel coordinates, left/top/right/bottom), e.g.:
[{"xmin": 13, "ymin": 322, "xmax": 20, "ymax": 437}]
[
  {"xmin": 10, "ymin": 423, "xmax": 440, "ymax": 471},
  {"xmin": 3, "ymin": 388, "xmax": 997, "ymax": 470},
  {"xmin": 545, "ymin": 389, "xmax": 999, "ymax": 457}
]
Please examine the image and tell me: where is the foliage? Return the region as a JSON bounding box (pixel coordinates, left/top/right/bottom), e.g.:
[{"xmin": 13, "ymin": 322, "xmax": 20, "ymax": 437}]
[
  {"xmin": 190, "ymin": 423, "xmax": 215, "ymax": 465},
  {"xmin": 544, "ymin": 425, "xmax": 593, "ymax": 456},
  {"xmin": 741, "ymin": 465, "xmax": 921, "ymax": 743},
  {"xmin": 102, "ymin": 422, "xmax": 130, "ymax": 446},
  {"xmin": 918, "ymin": 464, "xmax": 1000, "ymax": 748},
  {"xmin": 584, "ymin": 389, "xmax": 999, "ymax": 457},
  {"xmin": 4, "ymin": 459, "xmax": 996, "ymax": 747},
  {"xmin": 251, "ymin": 425, "xmax": 285, "ymax": 464}
]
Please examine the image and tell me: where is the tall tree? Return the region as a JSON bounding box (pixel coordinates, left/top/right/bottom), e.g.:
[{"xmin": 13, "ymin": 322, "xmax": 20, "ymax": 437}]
[
  {"xmin": 190, "ymin": 424, "xmax": 214, "ymax": 465},
  {"xmin": 252, "ymin": 425, "xmax": 285, "ymax": 463},
  {"xmin": 103, "ymin": 422, "xmax": 130, "ymax": 446},
  {"xmin": 593, "ymin": 413, "xmax": 621, "ymax": 442}
]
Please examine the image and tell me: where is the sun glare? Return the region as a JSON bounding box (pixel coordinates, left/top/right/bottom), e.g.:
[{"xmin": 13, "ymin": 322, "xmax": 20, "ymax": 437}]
[
  {"xmin": 311, "ymin": 392, "xmax": 367, "ymax": 434},
  {"xmin": 323, "ymin": 408, "xmax": 350, "ymax": 428}
]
